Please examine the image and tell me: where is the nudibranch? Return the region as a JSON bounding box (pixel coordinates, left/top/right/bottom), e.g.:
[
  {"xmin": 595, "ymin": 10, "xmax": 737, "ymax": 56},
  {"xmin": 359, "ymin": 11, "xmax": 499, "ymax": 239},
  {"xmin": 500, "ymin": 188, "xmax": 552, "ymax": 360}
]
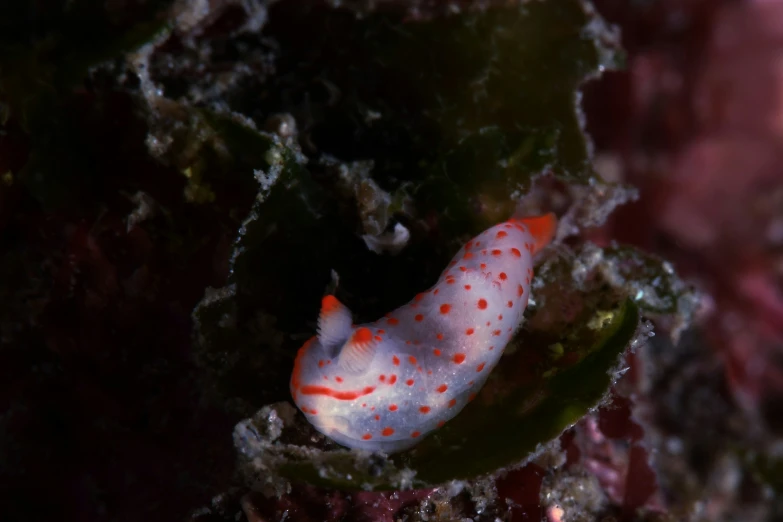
[{"xmin": 290, "ymin": 213, "xmax": 557, "ymax": 453}]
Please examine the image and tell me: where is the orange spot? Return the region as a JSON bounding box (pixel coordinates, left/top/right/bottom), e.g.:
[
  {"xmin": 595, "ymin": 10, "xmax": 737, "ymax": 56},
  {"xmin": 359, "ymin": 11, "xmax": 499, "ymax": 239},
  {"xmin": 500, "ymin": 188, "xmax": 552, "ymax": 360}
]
[
  {"xmin": 454, "ymin": 353, "xmax": 466, "ymax": 364},
  {"xmin": 434, "ymin": 289, "xmax": 440, "ymax": 295},
  {"xmin": 437, "ymin": 420, "xmax": 446, "ymax": 428},
  {"xmin": 497, "ymin": 230, "xmax": 508, "ymax": 238},
  {"xmin": 465, "ymin": 241, "xmax": 473, "ymax": 250},
  {"xmin": 408, "ymin": 356, "xmax": 417, "ymax": 364},
  {"xmin": 419, "ymin": 406, "xmax": 431, "ymax": 414},
  {"xmin": 459, "ymin": 266, "xmax": 467, "ymax": 272},
  {"xmin": 379, "ymin": 375, "xmax": 386, "ymax": 382},
  {"xmin": 387, "ymin": 317, "xmax": 399, "ymax": 325},
  {"xmin": 392, "ymin": 356, "xmax": 400, "ymax": 366},
  {"xmin": 445, "ymin": 278, "xmax": 455, "ymax": 285},
  {"xmin": 463, "ymin": 252, "xmax": 474, "ymax": 260},
  {"xmin": 389, "ymin": 375, "xmax": 397, "ymax": 384},
  {"xmin": 374, "ymin": 415, "xmax": 380, "ymax": 420},
  {"xmin": 382, "ymin": 427, "xmax": 394, "ymax": 437},
  {"xmin": 309, "ymin": 409, "xmax": 317, "ymax": 415},
  {"xmin": 499, "ymin": 272, "xmax": 507, "ymax": 280},
  {"xmin": 448, "ymin": 399, "xmax": 457, "ymax": 408},
  {"xmin": 389, "ymin": 404, "xmax": 398, "ymax": 411},
  {"xmin": 411, "ymin": 431, "xmax": 421, "ymax": 438},
  {"xmin": 504, "ymin": 223, "xmax": 513, "ymax": 229},
  {"xmin": 491, "ymin": 249, "xmax": 502, "ymax": 256},
  {"xmin": 414, "ymin": 293, "xmax": 425, "ymax": 302},
  {"xmin": 362, "ymin": 433, "xmax": 373, "ymax": 440},
  {"xmin": 511, "ymin": 247, "xmax": 521, "ymax": 257},
  {"xmin": 374, "ymin": 335, "xmax": 382, "ymax": 341},
  {"xmin": 335, "ymin": 376, "xmax": 344, "ymax": 383},
  {"xmin": 478, "ymin": 298, "xmax": 487, "ymax": 310},
  {"xmin": 440, "ymin": 304, "xmax": 451, "ymax": 314},
  {"xmin": 318, "ymin": 360, "xmax": 325, "ymax": 368},
  {"xmin": 377, "ymin": 329, "xmax": 385, "ymax": 334},
  {"xmin": 433, "ymin": 349, "xmax": 441, "ymax": 356},
  {"xmin": 437, "ymin": 384, "xmax": 448, "ymax": 393},
  {"xmin": 493, "ymin": 329, "xmax": 501, "ymax": 336},
  {"xmin": 480, "ymin": 263, "xmax": 487, "ymax": 270},
  {"xmin": 415, "ymin": 314, "xmax": 424, "ymax": 322},
  {"xmin": 489, "ymin": 345, "xmax": 494, "ymax": 351},
  {"xmin": 507, "ymin": 300, "xmax": 513, "ymax": 308},
  {"xmin": 477, "ymin": 363, "xmax": 486, "ymax": 372},
  {"xmin": 353, "ymin": 327, "xmax": 373, "ymax": 344},
  {"xmin": 498, "ymin": 314, "xmax": 503, "ymax": 320},
  {"xmin": 321, "ymin": 295, "xmax": 341, "ymax": 313},
  {"xmin": 436, "ymin": 333, "xmax": 444, "ymax": 340},
  {"xmin": 465, "ymin": 328, "xmax": 475, "ymax": 336},
  {"xmin": 406, "ymin": 379, "xmax": 414, "ymax": 386},
  {"xmin": 517, "ymin": 284, "xmax": 524, "ymax": 297},
  {"xmin": 464, "ymin": 284, "xmax": 471, "ymax": 290}
]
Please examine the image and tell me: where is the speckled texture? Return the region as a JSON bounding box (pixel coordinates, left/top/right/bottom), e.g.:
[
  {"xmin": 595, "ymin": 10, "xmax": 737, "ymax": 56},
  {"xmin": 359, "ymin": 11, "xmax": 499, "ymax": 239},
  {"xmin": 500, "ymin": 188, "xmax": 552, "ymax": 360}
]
[{"xmin": 290, "ymin": 214, "xmax": 556, "ymax": 452}]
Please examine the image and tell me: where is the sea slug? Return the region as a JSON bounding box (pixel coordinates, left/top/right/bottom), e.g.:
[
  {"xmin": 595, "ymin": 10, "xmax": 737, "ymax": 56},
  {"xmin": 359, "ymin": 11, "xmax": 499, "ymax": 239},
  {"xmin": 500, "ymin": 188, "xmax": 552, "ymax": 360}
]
[{"xmin": 290, "ymin": 213, "xmax": 557, "ymax": 453}]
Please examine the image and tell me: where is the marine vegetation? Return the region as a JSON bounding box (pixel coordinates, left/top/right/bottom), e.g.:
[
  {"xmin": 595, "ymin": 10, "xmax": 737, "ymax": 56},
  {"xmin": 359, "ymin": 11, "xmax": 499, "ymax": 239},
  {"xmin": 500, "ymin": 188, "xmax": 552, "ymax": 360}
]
[{"xmin": 2, "ymin": 0, "xmax": 781, "ymax": 521}]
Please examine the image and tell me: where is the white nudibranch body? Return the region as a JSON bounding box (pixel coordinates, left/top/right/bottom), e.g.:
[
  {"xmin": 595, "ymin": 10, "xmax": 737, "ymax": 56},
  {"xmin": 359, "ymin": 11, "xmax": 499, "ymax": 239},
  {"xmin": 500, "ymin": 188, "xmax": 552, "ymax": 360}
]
[{"xmin": 290, "ymin": 213, "xmax": 557, "ymax": 453}]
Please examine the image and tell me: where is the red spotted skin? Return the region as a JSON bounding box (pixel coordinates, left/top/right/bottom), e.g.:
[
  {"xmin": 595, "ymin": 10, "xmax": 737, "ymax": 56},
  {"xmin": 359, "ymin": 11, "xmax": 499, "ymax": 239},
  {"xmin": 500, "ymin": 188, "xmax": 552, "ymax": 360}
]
[{"xmin": 290, "ymin": 216, "xmax": 554, "ymax": 453}]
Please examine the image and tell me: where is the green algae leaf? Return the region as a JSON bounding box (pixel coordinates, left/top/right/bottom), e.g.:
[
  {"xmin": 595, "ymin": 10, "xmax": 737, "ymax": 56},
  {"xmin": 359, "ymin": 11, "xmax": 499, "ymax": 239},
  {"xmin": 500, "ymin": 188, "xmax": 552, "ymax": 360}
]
[
  {"xmin": 186, "ymin": 0, "xmax": 646, "ymax": 493},
  {"xmin": 203, "ymin": 132, "xmax": 648, "ymax": 491}
]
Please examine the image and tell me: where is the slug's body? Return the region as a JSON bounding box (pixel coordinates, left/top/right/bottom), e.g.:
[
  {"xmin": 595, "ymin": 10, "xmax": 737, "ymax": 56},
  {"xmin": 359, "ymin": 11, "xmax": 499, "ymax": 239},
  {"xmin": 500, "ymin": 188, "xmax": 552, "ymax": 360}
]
[{"xmin": 290, "ymin": 213, "xmax": 557, "ymax": 453}]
